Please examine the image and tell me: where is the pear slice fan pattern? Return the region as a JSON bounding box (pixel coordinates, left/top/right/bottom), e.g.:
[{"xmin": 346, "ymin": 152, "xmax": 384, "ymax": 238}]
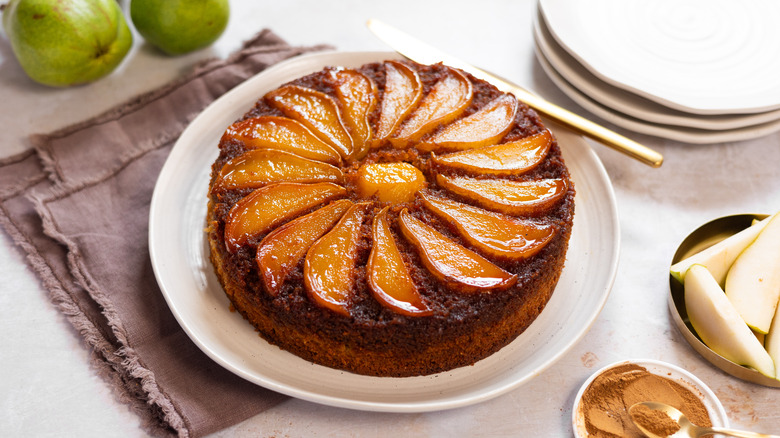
[
  {"xmin": 207, "ymin": 60, "xmax": 574, "ymax": 376},
  {"xmin": 213, "ymin": 61, "xmax": 571, "ymax": 317}
]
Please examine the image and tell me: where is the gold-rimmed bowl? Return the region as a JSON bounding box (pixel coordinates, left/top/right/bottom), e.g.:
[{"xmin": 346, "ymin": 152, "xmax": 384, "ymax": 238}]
[{"xmin": 668, "ymin": 213, "xmax": 780, "ymax": 387}]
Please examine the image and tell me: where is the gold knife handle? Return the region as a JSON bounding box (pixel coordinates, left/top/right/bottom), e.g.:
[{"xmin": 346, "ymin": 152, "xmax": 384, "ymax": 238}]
[
  {"xmin": 512, "ymin": 86, "xmax": 664, "ymax": 168},
  {"xmin": 471, "ymin": 65, "xmax": 663, "ymax": 167},
  {"xmin": 478, "ymin": 66, "xmax": 663, "ymax": 167}
]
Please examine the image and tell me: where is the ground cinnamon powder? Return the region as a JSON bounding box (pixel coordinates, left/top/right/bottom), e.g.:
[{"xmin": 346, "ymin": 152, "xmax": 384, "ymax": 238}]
[
  {"xmin": 578, "ymin": 364, "xmax": 712, "ymax": 437},
  {"xmin": 629, "ymin": 403, "xmax": 680, "ymax": 436}
]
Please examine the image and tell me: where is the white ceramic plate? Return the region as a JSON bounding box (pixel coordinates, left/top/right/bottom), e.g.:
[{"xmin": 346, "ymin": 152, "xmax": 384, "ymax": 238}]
[
  {"xmin": 534, "ymin": 38, "xmax": 780, "ymax": 144},
  {"xmin": 572, "ymin": 359, "xmax": 729, "ymax": 437},
  {"xmin": 534, "ymin": 9, "xmax": 780, "ymax": 131},
  {"xmin": 539, "ymin": 0, "xmax": 780, "ymax": 115},
  {"xmin": 148, "ymin": 51, "xmax": 620, "ymax": 412}
]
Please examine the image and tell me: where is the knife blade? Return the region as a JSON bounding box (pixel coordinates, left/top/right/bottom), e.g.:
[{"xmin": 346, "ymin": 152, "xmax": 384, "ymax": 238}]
[{"xmin": 366, "ymin": 19, "xmax": 663, "ymax": 168}]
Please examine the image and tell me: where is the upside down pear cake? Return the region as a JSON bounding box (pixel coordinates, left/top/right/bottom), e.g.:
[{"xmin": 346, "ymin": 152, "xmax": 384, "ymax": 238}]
[{"xmin": 206, "ymin": 59, "xmax": 575, "ymax": 377}]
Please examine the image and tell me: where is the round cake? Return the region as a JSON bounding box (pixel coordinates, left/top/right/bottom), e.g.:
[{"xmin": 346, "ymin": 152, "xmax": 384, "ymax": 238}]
[{"xmin": 206, "ymin": 59, "xmax": 575, "ymax": 377}]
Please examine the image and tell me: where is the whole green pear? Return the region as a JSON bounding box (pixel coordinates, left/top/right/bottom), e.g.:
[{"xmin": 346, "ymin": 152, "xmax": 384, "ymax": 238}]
[
  {"xmin": 130, "ymin": 0, "xmax": 229, "ymax": 56},
  {"xmin": 2, "ymin": 0, "xmax": 133, "ymax": 87}
]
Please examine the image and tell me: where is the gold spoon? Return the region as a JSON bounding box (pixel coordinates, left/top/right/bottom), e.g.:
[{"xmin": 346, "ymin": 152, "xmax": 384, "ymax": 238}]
[{"xmin": 629, "ymin": 402, "xmax": 778, "ymax": 438}]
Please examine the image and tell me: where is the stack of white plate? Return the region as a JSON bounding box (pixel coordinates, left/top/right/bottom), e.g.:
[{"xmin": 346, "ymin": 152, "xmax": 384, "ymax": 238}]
[{"xmin": 534, "ymin": 0, "xmax": 780, "ymax": 143}]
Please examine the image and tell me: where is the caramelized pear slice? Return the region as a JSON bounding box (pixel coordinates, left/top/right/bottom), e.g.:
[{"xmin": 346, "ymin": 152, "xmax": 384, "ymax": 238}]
[
  {"xmin": 431, "ymin": 129, "xmax": 552, "ymax": 175},
  {"xmin": 213, "ymin": 149, "xmax": 343, "ymax": 192},
  {"xmin": 436, "ymin": 174, "xmax": 568, "ymax": 216},
  {"xmin": 356, "ymin": 162, "xmax": 426, "ymax": 204},
  {"xmin": 257, "ymin": 199, "xmax": 353, "ymax": 296},
  {"xmin": 390, "ymin": 66, "xmax": 473, "ymax": 148},
  {"xmin": 224, "ymin": 182, "xmax": 346, "ymax": 252},
  {"xmin": 374, "ymin": 61, "xmax": 423, "ymax": 142},
  {"xmin": 398, "ymin": 209, "xmax": 516, "ymax": 292},
  {"xmin": 222, "ymin": 116, "xmax": 341, "ymax": 165},
  {"xmin": 265, "ymin": 85, "xmax": 354, "ymax": 158},
  {"xmin": 304, "ymin": 203, "xmax": 370, "ymax": 316},
  {"xmin": 328, "ymin": 69, "xmax": 378, "ymax": 159},
  {"xmin": 418, "ymin": 94, "xmax": 518, "ymax": 152},
  {"xmin": 419, "ymin": 192, "xmax": 555, "ymax": 260},
  {"xmin": 367, "ymin": 207, "xmax": 433, "ymax": 316}
]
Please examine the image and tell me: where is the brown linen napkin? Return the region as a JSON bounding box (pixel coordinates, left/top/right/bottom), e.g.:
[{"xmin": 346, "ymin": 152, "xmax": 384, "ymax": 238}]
[{"xmin": 0, "ymin": 30, "xmax": 331, "ymax": 438}]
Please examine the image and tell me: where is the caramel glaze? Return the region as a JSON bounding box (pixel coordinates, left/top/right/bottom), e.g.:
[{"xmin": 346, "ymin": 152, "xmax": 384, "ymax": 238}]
[{"xmin": 207, "ymin": 61, "xmax": 575, "ymax": 376}]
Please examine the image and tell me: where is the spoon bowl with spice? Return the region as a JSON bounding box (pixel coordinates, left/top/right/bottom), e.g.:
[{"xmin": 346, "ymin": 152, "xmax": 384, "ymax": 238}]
[
  {"xmin": 630, "ymin": 401, "xmax": 778, "ymax": 438},
  {"xmin": 572, "ymin": 359, "xmax": 728, "ymax": 438}
]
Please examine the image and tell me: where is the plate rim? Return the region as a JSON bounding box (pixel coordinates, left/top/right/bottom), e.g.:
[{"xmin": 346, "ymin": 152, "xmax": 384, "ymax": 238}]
[
  {"xmin": 533, "ymin": 37, "xmax": 780, "ymax": 144},
  {"xmin": 148, "ymin": 50, "xmax": 621, "ymax": 412},
  {"xmin": 538, "ymin": 0, "xmax": 780, "ymax": 115},
  {"xmin": 533, "ymin": 10, "xmax": 780, "ymax": 131}
]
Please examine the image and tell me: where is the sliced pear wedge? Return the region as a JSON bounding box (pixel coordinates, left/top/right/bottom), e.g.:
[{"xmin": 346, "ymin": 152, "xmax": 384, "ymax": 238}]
[
  {"xmin": 367, "ymin": 207, "xmax": 433, "ymax": 316},
  {"xmin": 328, "ymin": 69, "xmax": 378, "ymax": 159},
  {"xmin": 374, "ymin": 61, "xmax": 423, "ymax": 142},
  {"xmin": 671, "ymin": 214, "xmax": 773, "ymax": 285},
  {"xmin": 417, "ymin": 93, "xmax": 517, "ymax": 152},
  {"xmin": 265, "ymin": 85, "xmax": 353, "ymax": 158},
  {"xmin": 398, "ymin": 208, "xmax": 516, "ymax": 292},
  {"xmin": 389, "ymin": 66, "xmax": 473, "ymax": 148},
  {"xmin": 765, "ymin": 303, "xmax": 780, "ymax": 380},
  {"xmin": 222, "ymin": 116, "xmax": 341, "ymax": 165},
  {"xmin": 212, "ymin": 149, "xmax": 343, "ymax": 192},
  {"xmin": 431, "ymin": 129, "xmax": 552, "ymax": 175},
  {"xmin": 419, "ymin": 192, "xmax": 555, "ymax": 260},
  {"xmin": 224, "ymin": 182, "xmax": 346, "ymax": 252},
  {"xmin": 257, "ymin": 199, "xmax": 353, "ymax": 296},
  {"xmin": 684, "ymin": 264, "xmax": 776, "ymax": 378},
  {"xmin": 436, "ymin": 174, "xmax": 568, "ymax": 216},
  {"xmin": 304, "ymin": 203, "xmax": 370, "ymax": 316},
  {"xmin": 725, "ymin": 213, "xmax": 780, "ymax": 334}
]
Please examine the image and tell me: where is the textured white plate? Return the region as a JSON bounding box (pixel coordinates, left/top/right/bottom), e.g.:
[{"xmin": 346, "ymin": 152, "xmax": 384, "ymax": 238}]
[
  {"xmin": 539, "ymin": 0, "xmax": 780, "ymax": 115},
  {"xmin": 149, "ymin": 51, "xmax": 620, "ymax": 412},
  {"xmin": 534, "ymin": 39, "xmax": 780, "ymax": 144},
  {"xmin": 534, "ymin": 9, "xmax": 780, "ymax": 131},
  {"xmin": 572, "ymin": 359, "xmax": 729, "ymax": 437}
]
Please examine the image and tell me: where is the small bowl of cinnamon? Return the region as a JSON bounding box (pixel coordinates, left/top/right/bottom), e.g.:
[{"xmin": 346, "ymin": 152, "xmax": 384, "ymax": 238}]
[{"xmin": 572, "ymin": 359, "xmax": 728, "ymax": 438}]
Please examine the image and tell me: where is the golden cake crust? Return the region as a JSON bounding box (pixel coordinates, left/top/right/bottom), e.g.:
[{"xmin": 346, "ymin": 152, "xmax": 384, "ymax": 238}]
[{"xmin": 207, "ymin": 60, "xmax": 575, "ymax": 377}]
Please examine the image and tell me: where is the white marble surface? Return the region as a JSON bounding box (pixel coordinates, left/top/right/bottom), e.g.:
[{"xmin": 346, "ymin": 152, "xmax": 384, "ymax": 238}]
[{"xmin": 1, "ymin": 1, "xmax": 779, "ymax": 436}]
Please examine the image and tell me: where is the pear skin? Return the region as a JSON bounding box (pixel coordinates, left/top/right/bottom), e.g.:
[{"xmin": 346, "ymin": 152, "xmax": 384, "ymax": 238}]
[
  {"xmin": 765, "ymin": 301, "xmax": 780, "ymax": 380},
  {"xmin": 685, "ymin": 264, "xmax": 775, "ymax": 378}
]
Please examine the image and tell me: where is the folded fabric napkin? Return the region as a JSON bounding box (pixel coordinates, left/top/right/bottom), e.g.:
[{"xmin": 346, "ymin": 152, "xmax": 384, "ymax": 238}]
[{"xmin": 0, "ymin": 30, "xmax": 331, "ymax": 438}]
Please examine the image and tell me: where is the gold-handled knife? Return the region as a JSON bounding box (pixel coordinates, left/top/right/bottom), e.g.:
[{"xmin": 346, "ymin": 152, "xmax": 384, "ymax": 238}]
[{"xmin": 366, "ymin": 19, "xmax": 663, "ymax": 168}]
